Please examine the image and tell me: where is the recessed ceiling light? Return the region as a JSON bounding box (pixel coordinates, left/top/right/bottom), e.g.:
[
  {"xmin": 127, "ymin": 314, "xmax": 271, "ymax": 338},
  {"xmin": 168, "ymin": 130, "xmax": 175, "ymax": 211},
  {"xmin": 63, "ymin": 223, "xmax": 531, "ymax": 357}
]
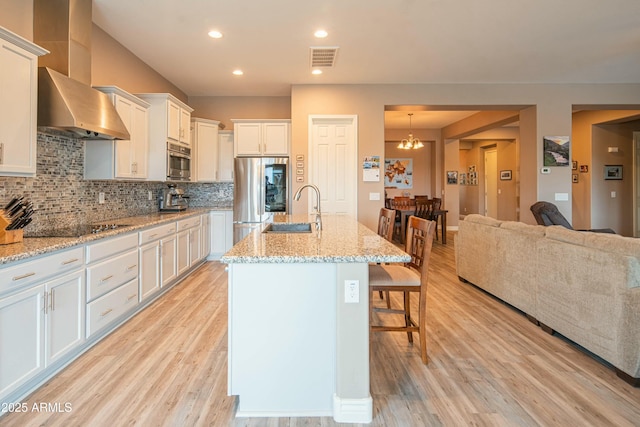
[
  {"xmin": 208, "ymin": 30, "xmax": 223, "ymax": 39},
  {"xmin": 314, "ymin": 29, "xmax": 328, "ymax": 38},
  {"xmin": 232, "ymin": 69, "xmax": 244, "ymax": 76},
  {"xmin": 311, "ymin": 69, "xmax": 323, "ymax": 75}
]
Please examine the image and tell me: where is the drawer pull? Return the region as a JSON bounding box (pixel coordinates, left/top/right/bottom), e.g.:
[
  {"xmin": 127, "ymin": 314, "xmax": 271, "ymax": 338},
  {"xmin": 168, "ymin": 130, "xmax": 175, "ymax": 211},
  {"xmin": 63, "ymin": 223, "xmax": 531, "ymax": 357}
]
[
  {"xmin": 61, "ymin": 258, "xmax": 80, "ymax": 265},
  {"xmin": 127, "ymin": 293, "xmax": 137, "ymax": 301},
  {"xmin": 149, "ymin": 233, "xmax": 158, "ymax": 238},
  {"xmin": 100, "ymin": 308, "xmax": 113, "ymax": 317},
  {"xmin": 126, "ymin": 264, "xmax": 138, "ymax": 271},
  {"xmin": 13, "ymin": 272, "xmax": 36, "ymax": 281},
  {"xmin": 100, "ymin": 274, "xmax": 114, "ymax": 283}
]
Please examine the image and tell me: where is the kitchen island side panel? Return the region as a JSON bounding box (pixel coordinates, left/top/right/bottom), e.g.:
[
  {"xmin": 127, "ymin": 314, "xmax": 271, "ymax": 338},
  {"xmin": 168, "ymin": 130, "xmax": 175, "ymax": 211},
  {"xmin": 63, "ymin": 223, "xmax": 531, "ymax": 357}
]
[{"xmin": 228, "ymin": 263, "xmax": 337, "ymax": 416}]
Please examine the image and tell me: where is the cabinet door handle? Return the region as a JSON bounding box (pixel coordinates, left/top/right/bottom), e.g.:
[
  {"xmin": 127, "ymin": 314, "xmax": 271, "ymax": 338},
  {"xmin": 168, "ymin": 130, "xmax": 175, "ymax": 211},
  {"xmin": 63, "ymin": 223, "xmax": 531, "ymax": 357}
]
[
  {"xmin": 100, "ymin": 274, "xmax": 114, "ymax": 283},
  {"xmin": 43, "ymin": 292, "xmax": 48, "ymax": 315},
  {"xmin": 126, "ymin": 264, "xmax": 137, "ymax": 271},
  {"xmin": 61, "ymin": 258, "xmax": 80, "ymax": 265},
  {"xmin": 51, "ymin": 289, "xmax": 55, "ymax": 311},
  {"xmin": 100, "ymin": 308, "xmax": 113, "ymax": 317},
  {"xmin": 13, "ymin": 272, "xmax": 36, "ymax": 281},
  {"xmin": 127, "ymin": 293, "xmax": 137, "ymax": 301}
]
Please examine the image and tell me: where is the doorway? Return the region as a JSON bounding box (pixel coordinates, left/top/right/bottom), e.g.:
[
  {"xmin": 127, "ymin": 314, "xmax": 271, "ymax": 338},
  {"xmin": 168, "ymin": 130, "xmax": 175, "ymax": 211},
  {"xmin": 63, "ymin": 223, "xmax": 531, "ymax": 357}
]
[
  {"xmin": 484, "ymin": 148, "xmax": 498, "ymax": 218},
  {"xmin": 308, "ymin": 115, "xmax": 358, "ymax": 217}
]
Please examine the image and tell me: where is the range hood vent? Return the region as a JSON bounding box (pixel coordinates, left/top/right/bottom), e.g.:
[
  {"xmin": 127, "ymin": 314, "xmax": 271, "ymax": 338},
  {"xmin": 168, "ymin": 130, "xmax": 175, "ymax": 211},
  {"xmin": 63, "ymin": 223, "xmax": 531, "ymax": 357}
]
[
  {"xmin": 38, "ymin": 68, "xmax": 129, "ymax": 140},
  {"xmin": 34, "ymin": 0, "xmax": 129, "ymax": 140}
]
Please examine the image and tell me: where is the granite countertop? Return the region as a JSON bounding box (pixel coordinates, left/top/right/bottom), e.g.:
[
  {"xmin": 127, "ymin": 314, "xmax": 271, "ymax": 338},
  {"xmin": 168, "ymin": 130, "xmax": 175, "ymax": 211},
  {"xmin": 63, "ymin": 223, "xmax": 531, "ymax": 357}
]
[
  {"xmin": 221, "ymin": 214, "xmax": 410, "ymax": 264},
  {"xmin": 0, "ymin": 208, "xmax": 215, "ymax": 265}
]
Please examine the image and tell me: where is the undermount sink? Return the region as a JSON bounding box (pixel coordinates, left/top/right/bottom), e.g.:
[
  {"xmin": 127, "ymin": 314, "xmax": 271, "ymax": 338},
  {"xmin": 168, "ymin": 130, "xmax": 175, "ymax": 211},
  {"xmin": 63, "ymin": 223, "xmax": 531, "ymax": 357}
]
[{"xmin": 262, "ymin": 223, "xmax": 312, "ymax": 233}]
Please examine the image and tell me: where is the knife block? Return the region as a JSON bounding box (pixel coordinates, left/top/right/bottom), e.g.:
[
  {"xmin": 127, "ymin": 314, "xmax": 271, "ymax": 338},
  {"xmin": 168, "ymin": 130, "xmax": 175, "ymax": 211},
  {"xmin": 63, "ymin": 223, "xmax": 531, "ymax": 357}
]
[{"xmin": 0, "ymin": 210, "xmax": 23, "ymax": 245}]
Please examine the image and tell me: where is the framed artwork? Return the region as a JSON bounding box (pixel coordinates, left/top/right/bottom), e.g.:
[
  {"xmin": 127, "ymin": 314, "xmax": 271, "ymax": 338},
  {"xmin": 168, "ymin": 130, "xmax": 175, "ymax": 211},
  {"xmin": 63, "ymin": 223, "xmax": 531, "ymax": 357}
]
[
  {"xmin": 384, "ymin": 158, "xmax": 413, "ymax": 189},
  {"xmin": 580, "ymin": 165, "xmax": 589, "ymax": 173},
  {"xmin": 604, "ymin": 165, "xmax": 623, "ymax": 180},
  {"xmin": 446, "ymin": 170, "xmax": 458, "ymax": 185},
  {"xmin": 543, "ymin": 136, "xmax": 570, "ymax": 166},
  {"xmin": 572, "ymin": 174, "xmax": 578, "ymax": 183},
  {"xmin": 459, "ymin": 172, "xmax": 467, "ymax": 185},
  {"xmin": 500, "ymin": 170, "xmax": 512, "ymax": 180},
  {"xmin": 572, "ymin": 160, "xmax": 578, "ymax": 170},
  {"xmin": 296, "ymin": 155, "xmax": 304, "ymax": 161}
]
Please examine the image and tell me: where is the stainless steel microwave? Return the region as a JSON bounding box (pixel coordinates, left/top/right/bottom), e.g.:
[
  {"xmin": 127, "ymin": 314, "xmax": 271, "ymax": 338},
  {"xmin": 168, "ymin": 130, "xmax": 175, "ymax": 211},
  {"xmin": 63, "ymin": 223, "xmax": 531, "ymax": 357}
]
[{"xmin": 167, "ymin": 142, "xmax": 191, "ymax": 181}]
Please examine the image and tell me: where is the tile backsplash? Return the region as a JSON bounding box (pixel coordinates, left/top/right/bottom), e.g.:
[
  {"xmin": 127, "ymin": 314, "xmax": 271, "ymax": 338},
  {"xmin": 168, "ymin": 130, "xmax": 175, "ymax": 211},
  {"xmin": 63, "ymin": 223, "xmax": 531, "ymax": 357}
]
[{"xmin": 0, "ymin": 131, "xmax": 232, "ymax": 234}]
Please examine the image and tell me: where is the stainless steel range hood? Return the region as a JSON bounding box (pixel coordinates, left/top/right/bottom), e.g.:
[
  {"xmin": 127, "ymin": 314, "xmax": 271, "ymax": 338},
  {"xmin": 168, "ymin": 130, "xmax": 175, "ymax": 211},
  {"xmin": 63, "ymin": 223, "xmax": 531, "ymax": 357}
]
[{"xmin": 34, "ymin": 0, "xmax": 129, "ymax": 140}]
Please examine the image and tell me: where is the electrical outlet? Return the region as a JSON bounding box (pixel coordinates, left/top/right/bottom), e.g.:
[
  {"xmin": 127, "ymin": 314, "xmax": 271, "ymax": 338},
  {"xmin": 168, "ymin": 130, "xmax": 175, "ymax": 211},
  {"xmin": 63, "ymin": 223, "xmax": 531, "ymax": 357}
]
[
  {"xmin": 148, "ymin": 190, "xmax": 153, "ymax": 200},
  {"xmin": 98, "ymin": 192, "xmax": 105, "ymax": 204},
  {"xmin": 345, "ymin": 280, "xmax": 359, "ymax": 303}
]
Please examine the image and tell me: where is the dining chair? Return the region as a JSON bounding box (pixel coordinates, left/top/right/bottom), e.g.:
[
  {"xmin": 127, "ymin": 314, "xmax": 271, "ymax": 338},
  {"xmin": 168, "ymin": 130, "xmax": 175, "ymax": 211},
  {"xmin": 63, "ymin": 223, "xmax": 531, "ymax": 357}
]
[
  {"xmin": 369, "ymin": 215, "xmax": 436, "ymax": 364},
  {"xmin": 376, "ymin": 207, "xmax": 396, "ymax": 309},
  {"xmin": 414, "ymin": 198, "xmax": 433, "ymax": 220},
  {"xmin": 390, "ymin": 197, "xmax": 415, "ymax": 242}
]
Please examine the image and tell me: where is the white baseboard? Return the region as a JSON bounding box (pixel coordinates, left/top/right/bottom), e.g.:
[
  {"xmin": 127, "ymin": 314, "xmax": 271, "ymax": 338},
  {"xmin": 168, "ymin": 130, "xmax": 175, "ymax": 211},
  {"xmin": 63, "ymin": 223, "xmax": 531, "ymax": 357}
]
[{"xmin": 333, "ymin": 393, "xmax": 373, "ymax": 423}]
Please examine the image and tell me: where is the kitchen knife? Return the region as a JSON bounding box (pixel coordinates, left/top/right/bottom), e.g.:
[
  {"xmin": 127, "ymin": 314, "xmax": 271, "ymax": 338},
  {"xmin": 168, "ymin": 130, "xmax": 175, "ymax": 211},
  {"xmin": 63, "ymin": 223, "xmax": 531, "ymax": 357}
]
[
  {"xmin": 4, "ymin": 197, "xmax": 22, "ymax": 215},
  {"xmin": 17, "ymin": 217, "xmax": 32, "ymax": 229},
  {"xmin": 3, "ymin": 197, "xmax": 18, "ymax": 210}
]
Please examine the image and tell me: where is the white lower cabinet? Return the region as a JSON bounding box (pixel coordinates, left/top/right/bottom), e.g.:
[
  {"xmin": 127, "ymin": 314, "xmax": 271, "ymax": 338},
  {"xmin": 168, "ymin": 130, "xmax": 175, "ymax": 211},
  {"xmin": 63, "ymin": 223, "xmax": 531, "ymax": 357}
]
[
  {"xmin": 139, "ymin": 240, "xmax": 161, "ymax": 301},
  {"xmin": 161, "ymin": 233, "xmax": 177, "ymax": 287},
  {"xmin": 177, "ymin": 230, "xmax": 190, "ymax": 276},
  {"xmin": 85, "ymin": 235, "xmax": 139, "ymax": 338},
  {"xmin": 0, "ymin": 212, "xmax": 212, "ymax": 404},
  {"xmin": 86, "ymin": 279, "xmax": 138, "ymax": 338},
  {"xmin": 201, "ymin": 213, "xmax": 211, "ymax": 260},
  {"xmin": 45, "ymin": 270, "xmax": 85, "ymax": 366},
  {"xmin": 0, "ymin": 268, "xmax": 84, "ymax": 401},
  {"xmin": 209, "ymin": 210, "xmax": 233, "ymax": 260},
  {"xmin": 0, "ymin": 284, "xmax": 45, "ymax": 400},
  {"xmin": 177, "ymin": 215, "xmax": 202, "ymax": 275}
]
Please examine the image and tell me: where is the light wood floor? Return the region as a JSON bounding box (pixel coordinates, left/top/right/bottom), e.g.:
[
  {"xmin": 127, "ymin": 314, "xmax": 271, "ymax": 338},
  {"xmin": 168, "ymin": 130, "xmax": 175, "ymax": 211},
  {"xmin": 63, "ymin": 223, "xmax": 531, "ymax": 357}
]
[{"xmin": 2, "ymin": 232, "xmax": 640, "ymax": 426}]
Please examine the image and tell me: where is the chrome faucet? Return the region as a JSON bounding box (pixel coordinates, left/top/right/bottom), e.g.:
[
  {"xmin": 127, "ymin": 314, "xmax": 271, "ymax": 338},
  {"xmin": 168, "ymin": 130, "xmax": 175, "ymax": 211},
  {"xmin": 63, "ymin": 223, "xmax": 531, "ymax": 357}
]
[{"xmin": 294, "ymin": 184, "xmax": 322, "ymax": 230}]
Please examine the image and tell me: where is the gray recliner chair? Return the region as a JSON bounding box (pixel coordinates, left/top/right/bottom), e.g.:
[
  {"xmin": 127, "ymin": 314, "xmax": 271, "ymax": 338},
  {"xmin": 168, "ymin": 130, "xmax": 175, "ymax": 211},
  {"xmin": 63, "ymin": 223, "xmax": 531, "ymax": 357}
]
[{"xmin": 530, "ymin": 201, "xmax": 615, "ymax": 234}]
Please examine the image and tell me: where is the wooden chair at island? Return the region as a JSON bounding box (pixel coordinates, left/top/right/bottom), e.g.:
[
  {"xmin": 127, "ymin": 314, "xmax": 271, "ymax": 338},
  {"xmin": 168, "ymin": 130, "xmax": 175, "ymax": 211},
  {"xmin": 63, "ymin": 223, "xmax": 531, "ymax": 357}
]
[
  {"xmin": 375, "ymin": 207, "xmax": 396, "ymax": 309},
  {"xmin": 369, "ymin": 216, "xmax": 436, "ymax": 364}
]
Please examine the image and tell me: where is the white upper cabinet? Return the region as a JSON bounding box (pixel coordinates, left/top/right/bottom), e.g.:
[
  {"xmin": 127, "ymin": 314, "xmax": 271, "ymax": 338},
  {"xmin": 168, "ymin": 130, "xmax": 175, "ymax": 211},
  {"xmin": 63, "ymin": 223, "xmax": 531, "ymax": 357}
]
[
  {"xmin": 0, "ymin": 27, "xmax": 47, "ymax": 176},
  {"xmin": 167, "ymin": 99, "xmax": 191, "ymax": 146},
  {"xmin": 232, "ymin": 119, "xmax": 290, "ymax": 157},
  {"xmin": 218, "ymin": 130, "xmax": 234, "ymax": 182},
  {"xmin": 192, "ymin": 118, "xmax": 220, "ymax": 182},
  {"xmin": 85, "ymin": 87, "xmax": 150, "ymax": 180},
  {"xmin": 135, "ymin": 93, "xmax": 194, "ymax": 181}
]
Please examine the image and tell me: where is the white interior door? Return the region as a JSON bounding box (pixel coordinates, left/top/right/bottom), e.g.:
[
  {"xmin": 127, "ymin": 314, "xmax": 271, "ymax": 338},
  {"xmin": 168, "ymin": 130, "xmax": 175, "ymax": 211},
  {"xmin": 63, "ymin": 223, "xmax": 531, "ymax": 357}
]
[
  {"xmin": 484, "ymin": 149, "xmax": 498, "ymax": 218},
  {"xmin": 309, "ymin": 115, "xmax": 358, "ymax": 217}
]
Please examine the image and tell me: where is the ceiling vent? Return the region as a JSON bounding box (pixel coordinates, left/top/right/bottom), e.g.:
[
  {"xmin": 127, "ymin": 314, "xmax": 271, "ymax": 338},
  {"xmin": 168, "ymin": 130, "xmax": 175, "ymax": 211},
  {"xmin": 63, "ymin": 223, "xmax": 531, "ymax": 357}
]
[{"xmin": 310, "ymin": 47, "xmax": 339, "ymax": 68}]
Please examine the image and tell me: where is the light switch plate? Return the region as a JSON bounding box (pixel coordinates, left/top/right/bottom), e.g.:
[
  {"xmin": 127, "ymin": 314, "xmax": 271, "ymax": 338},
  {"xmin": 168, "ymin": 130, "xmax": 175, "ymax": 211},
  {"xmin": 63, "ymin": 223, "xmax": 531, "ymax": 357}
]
[
  {"xmin": 369, "ymin": 192, "xmax": 380, "ymax": 201},
  {"xmin": 554, "ymin": 193, "xmax": 569, "ymax": 201}
]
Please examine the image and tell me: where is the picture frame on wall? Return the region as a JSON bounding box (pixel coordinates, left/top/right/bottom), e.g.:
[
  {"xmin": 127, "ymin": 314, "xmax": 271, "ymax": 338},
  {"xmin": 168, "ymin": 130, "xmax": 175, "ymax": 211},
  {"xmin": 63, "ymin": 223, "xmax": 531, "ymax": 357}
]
[
  {"xmin": 572, "ymin": 174, "xmax": 578, "ymax": 183},
  {"xmin": 446, "ymin": 170, "xmax": 458, "ymax": 184},
  {"xmin": 500, "ymin": 170, "xmax": 512, "ymax": 180},
  {"xmin": 572, "ymin": 160, "xmax": 578, "ymax": 170},
  {"xmin": 604, "ymin": 165, "xmax": 623, "ymax": 180}
]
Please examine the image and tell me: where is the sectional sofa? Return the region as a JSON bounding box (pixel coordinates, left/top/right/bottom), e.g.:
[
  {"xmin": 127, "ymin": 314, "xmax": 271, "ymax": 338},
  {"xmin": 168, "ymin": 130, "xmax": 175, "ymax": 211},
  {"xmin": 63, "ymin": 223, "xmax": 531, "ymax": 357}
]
[{"xmin": 455, "ymin": 214, "xmax": 640, "ymax": 386}]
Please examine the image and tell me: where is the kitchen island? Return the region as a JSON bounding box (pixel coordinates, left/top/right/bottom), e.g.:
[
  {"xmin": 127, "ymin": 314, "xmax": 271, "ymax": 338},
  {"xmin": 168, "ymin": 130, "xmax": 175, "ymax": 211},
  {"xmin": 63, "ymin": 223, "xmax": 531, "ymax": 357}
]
[{"xmin": 221, "ymin": 214, "xmax": 409, "ymax": 423}]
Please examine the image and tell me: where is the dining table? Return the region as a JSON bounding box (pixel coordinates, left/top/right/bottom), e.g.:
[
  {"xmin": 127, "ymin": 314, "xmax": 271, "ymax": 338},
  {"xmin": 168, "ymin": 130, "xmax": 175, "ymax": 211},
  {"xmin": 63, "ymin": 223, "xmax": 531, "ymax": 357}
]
[{"xmin": 387, "ymin": 198, "xmax": 448, "ymax": 244}]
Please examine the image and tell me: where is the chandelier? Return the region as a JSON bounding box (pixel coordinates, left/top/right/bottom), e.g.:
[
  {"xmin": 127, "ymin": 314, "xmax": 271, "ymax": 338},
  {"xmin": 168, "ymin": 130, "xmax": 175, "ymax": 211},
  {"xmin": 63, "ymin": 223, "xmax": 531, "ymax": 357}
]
[{"xmin": 397, "ymin": 113, "xmax": 424, "ymax": 149}]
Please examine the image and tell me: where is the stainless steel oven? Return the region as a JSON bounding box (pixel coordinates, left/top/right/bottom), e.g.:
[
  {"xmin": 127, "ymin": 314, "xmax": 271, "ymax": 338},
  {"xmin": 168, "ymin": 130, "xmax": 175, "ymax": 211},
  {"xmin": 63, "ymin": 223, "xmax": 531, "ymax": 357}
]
[{"xmin": 167, "ymin": 142, "xmax": 191, "ymax": 181}]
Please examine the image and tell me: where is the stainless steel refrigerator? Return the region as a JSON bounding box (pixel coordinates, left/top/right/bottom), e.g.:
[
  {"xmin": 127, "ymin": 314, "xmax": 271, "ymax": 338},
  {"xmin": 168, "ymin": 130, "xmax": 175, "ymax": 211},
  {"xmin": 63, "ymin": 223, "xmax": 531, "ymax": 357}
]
[{"xmin": 233, "ymin": 157, "xmax": 289, "ymax": 243}]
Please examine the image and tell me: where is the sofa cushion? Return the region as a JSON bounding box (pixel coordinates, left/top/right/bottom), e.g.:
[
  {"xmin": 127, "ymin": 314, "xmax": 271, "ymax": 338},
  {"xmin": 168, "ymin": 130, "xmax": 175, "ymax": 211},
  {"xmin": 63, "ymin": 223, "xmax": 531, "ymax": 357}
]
[
  {"xmin": 500, "ymin": 221, "xmax": 546, "ymax": 237},
  {"xmin": 544, "ymin": 225, "xmax": 586, "ymax": 246},
  {"xmin": 464, "ymin": 214, "xmax": 502, "ymax": 227}
]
